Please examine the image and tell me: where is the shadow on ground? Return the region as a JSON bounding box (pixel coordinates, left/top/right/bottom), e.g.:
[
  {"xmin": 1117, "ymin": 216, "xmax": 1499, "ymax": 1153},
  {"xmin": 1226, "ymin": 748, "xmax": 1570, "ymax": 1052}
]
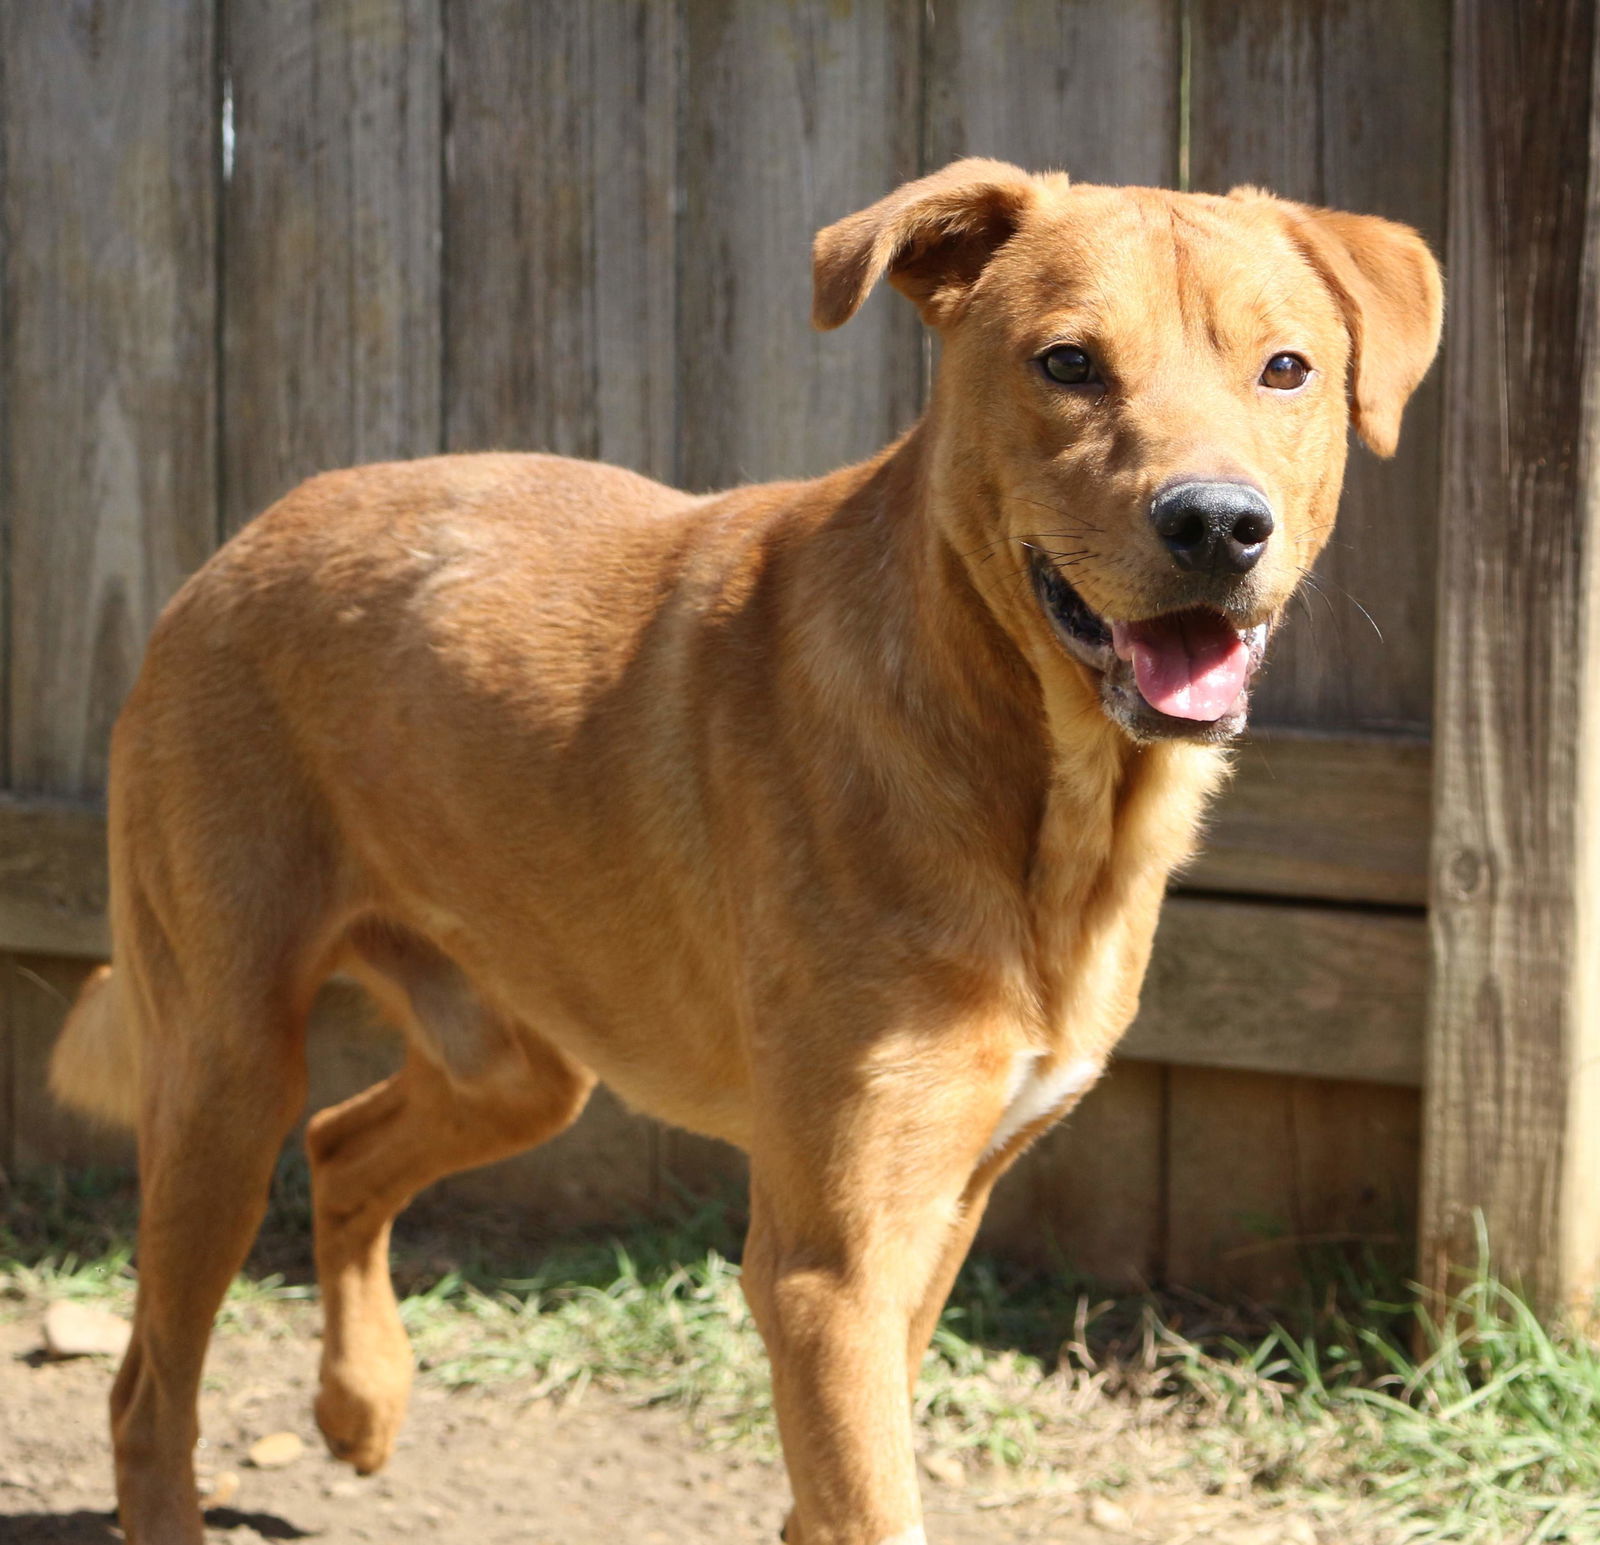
[{"xmin": 0, "ymin": 1510, "xmax": 310, "ymax": 1543}]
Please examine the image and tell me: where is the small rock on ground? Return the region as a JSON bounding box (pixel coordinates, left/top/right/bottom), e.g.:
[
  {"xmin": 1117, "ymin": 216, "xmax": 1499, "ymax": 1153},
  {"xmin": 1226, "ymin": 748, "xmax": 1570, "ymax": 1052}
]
[
  {"xmin": 198, "ymin": 1469, "xmax": 241, "ymax": 1507},
  {"xmin": 1087, "ymin": 1494, "xmax": 1136, "ymax": 1534},
  {"xmin": 920, "ymin": 1451, "xmax": 966, "ymax": 1488},
  {"xmin": 42, "ymin": 1300, "xmax": 132, "ymax": 1360},
  {"xmin": 248, "ymin": 1431, "xmax": 306, "ymax": 1469}
]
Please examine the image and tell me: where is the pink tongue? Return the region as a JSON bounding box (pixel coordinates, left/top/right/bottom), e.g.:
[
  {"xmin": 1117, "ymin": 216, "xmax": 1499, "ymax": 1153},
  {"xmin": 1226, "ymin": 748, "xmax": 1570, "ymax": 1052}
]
[{"xmin": 1111, "ymin": 612, "xmax": 1251, "ymax": 722}]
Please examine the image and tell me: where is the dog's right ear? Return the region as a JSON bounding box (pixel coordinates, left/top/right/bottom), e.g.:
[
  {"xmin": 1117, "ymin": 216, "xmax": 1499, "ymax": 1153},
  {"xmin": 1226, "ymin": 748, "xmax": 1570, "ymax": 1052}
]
[{"xmin": 812, "ymin": 158, "xmax": 1038, "ymax": 331}]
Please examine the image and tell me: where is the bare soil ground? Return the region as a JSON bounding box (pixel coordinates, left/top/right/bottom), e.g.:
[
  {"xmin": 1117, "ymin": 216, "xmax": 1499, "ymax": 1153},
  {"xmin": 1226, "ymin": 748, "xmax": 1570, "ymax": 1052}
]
[{"xmin": 0, "ymin": 1309, "xmax": 1320, "ymax": 1545}]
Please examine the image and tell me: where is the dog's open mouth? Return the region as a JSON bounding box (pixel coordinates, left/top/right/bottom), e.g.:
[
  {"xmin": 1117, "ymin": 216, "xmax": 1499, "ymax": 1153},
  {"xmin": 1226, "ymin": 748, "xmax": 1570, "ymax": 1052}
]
[{"xmin": 1029, "ymin": 553, "xmax": 1269, "ymax": 741}]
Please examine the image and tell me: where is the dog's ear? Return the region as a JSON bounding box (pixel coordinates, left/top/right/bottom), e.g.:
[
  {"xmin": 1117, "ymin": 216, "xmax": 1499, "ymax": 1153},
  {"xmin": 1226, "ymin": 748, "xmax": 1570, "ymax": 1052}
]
[
  {"xmin": 813, "ymin": 158, "xmax": 1038, "ymax": 331},
  {"xmin": 1240, "ymin": 192, "xmax": 1444, "ymax": 458}
]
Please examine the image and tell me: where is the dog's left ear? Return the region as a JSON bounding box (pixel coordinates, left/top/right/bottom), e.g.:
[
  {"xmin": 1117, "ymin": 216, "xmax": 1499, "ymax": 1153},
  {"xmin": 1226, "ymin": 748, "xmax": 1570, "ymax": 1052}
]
[
  {"xmin": 813, "ymin": 158, "xmax": 1039, "ymax": 331},
  {"xmin": 1247, "ymin": 194, "xmax": 1444, "ymax": 458}
]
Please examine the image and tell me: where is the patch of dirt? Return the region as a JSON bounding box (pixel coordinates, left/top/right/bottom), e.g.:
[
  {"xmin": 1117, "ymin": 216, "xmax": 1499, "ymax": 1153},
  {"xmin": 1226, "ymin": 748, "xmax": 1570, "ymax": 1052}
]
[{"xmin": 0, "ymin": 1312, "xmax": 1319, "ymax": 1544}]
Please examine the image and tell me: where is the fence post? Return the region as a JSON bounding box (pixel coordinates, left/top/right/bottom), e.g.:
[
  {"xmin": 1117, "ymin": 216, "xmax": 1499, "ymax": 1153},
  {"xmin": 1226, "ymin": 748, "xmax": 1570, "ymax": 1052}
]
[{"xmin": 1423, "ymin": 0, "xmax": 1600, "ymax": 1315}]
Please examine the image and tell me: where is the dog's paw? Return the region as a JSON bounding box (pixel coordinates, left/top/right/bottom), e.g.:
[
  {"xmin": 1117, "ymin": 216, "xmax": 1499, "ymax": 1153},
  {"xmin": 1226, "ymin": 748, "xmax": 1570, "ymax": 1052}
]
[{"xmin": 314, "ymin": 1363, "xmax": 411, "ymax": 1475}]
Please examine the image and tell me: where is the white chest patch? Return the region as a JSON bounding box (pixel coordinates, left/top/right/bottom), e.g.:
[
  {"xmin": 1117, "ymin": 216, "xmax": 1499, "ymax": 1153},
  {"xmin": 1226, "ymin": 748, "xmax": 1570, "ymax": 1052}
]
[
  {"xmin": 983, "ymin": 1053, "xmax": 1102, "ymax": 1160},
  {"xmin": 872, "ymin": 1530, "xmax": 927, "ymax": 1545}
]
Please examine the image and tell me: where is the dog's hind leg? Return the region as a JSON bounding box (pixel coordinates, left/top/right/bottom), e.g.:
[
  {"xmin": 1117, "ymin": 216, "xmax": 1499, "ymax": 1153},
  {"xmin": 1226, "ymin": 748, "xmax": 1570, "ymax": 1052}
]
[
  {"xmin": 108, "ymin": 952, "xmax": 311, "ymax": 1545},
  {"xmin": 307, "ymin": 930, "xmax": 595, "ymax": 1474}
]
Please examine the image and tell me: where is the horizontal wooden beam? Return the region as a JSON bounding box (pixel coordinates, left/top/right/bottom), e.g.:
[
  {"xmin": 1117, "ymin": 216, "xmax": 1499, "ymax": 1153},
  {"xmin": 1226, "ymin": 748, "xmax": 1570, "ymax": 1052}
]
[
  {"xmin": 1181, "ymin": 730, "xmax": 1431, "ymax": 907},
  {"xmin": 0, "ymin": 794, "xmax": 109, "ymax": 959},
  {"xmin": 1123, "ymin": 895, "xmax": 1426, "ymax": 1087},
  {"xmin": 0, "ymin": 731, "xmax": 1429, "ymax": 962}
]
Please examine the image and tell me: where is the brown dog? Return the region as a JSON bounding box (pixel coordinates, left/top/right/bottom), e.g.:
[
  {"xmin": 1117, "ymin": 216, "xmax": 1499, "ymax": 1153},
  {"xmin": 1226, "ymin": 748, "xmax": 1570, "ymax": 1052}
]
[{"xmin": 51, "ymin": 158, "xmax": 1441, "ymax": 1544}]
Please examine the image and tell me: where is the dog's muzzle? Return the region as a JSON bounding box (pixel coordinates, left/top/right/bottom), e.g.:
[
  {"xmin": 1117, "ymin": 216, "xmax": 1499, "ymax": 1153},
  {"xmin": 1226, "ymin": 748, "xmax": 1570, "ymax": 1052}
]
[{"xmin": 1029, "ymin": 551, "xmax": 1270, "ymax": 743}]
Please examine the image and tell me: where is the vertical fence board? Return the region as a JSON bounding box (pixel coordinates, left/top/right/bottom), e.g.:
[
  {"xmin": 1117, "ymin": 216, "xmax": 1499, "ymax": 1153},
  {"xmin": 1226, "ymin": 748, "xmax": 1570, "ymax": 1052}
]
[
  {"xmin": 1423, "ymin": 0, "xmax": 1600, "ymax": 1313},
  {"xmin": 981, "ymin": 1060, "xmax": 1167, "ymax": 1288},
  {"xmin": 444, "ymin": 0, "xmax": 678, "ymax": 481},
  {"xmin": 677, "ymin": 0, "xmax": 922, "ymax": 490},
  {"xmin": 587, "ymin": 1, "xmax": 681, "ymax": 482},
  {"xmin": 1187, "ymin": 2, "xmax": 1319, "ymax": 198},
  {"xmin": 1165, "ymin": 1069, "xmax": 1419, "ymax": 1300},
  {"xmin": 7, "ymin": 955, "xmax": 133, "ymax": 1171},
  {"xmin": 1, "ymin": 0, "xmax": 217, "ymax": 794},
  {"xmin": 658, "ymin": 1126, "xmax": 748, "ymax": 1205},
  {"xmin": 1310, "ymin": 1, "xmax": 1449, "ymax": 733},
  {"xmin": 1166, "ymin": 1068, "xmax": 1305, "ymax": 1301},
  {"xmin": 924, "ymin": 0, "xmax": 1179, "ymax": 185},
  {"xmin": 0, "ymin": 961, "xmax": 12, "ymax": 1171},
  {"xmin": 222, "ymin": 0, "xmax": 443, "ymax": 533},
  {"xmin": 1188, "ymin": 0, "xmax": 1448, "ymax": 734},
  {"xmin": 0, "ymin": 1, "xmax": 217, "ymax": 1166}
]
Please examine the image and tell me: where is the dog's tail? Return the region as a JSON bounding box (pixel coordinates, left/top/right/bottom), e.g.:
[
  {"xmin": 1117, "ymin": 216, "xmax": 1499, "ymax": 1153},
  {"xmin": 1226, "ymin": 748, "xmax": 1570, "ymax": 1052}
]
[{"xmin": 49, "ymin": 964, "xmax": 141, "ymax": 1128}]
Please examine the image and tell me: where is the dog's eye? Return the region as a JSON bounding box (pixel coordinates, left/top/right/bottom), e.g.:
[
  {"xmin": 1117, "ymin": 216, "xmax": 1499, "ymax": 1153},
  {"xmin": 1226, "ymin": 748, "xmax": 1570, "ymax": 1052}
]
[
  {"xmin": 1041, "ymin": 345, "xmax": 1097, "ymax": 386},
  {"xmin": 1261, "ymin": 353, "xmax": 1310, "ymax": 390}
]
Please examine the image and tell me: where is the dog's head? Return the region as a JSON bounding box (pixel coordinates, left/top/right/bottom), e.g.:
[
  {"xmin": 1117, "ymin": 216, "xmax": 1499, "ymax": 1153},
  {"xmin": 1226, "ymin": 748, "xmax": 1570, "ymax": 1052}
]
[{"xmin": 814, "ymin": 159, "xmax": 1443, "ymax": 743}]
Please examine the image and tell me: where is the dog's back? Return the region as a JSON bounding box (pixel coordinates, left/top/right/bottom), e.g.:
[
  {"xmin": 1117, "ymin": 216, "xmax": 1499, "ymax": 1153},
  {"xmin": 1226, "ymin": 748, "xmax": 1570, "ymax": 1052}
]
[{"xmin": 54, "ymin": 444, "xmax": 935, "ymax": 1146}]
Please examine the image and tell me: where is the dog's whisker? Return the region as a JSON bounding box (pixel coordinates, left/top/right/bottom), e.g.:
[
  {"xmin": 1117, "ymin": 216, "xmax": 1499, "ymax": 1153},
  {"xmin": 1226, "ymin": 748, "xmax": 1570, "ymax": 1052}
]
[
  {"xmin": 1299, "ymin": 574, "xmax": 1342, "ymax": 628},
  {"xmin": 959, "ymin": 535, "xmax": 1025, "ymax": 561},
  {"xmin": 1320, "ymin": 580, "xmax": 1387, "ymax": 644},
  {"xmin": 1006, "ymin": 496, "xmax": 1106, "ymax": 534}
]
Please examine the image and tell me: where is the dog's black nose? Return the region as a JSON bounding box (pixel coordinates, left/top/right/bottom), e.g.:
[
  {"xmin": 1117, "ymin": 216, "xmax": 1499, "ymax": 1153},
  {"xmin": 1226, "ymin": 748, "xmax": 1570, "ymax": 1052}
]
[{"xmin": 1150, "ymin": 482, "xmax": 1275, "ymax": 575}]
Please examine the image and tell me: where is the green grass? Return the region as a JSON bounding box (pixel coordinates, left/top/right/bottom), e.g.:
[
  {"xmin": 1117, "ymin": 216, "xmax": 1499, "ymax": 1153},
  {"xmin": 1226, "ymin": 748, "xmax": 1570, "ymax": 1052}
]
[{"xmin": 5, "ymin": 1167, "xmax": 1600, "ymax": 1541}]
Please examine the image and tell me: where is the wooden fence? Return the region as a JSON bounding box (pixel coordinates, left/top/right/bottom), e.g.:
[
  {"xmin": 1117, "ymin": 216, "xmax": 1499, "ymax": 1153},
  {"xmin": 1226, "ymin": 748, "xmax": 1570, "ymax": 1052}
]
[{"xmin": 0, "ymin": 0, "xmax": 1594, "ymax": 1310}]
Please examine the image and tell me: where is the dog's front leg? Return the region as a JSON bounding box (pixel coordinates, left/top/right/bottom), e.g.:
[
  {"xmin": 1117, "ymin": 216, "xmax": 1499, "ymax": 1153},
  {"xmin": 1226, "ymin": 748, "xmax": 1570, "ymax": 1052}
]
[
  {"xmin": 741, "ymin": 1072, "xmax": 1002, "ymax": 1545},
  {"xmin": 743, "ymin": 1187, "xmax": 929, "ymax": 1544}
]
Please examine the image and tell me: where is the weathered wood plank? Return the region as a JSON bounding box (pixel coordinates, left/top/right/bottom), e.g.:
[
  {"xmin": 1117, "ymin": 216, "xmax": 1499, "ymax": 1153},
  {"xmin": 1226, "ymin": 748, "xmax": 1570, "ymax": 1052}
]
[
  {"xmin": 1183, "ymin": 731, "xmax": 1431, "ymax": 906},
  {"xmin": 0, "ymin": 957, "xmax": 12, "ymax": 1170},
  {"xmin": 1422, "ymin": 0, "xmax": 1600, "ymax": 1314},
  {"xmin": 982, "ymin": 1059, "xmax": 1167, "ymax": 1289},
  {"xmin": 924, "ymin": 0, "xmax": 1179, "ymax": 187},
  {"xmin": 0, "ymin": 0, "xmax": 217, "ymax": 794},
  {"xmin": 0, "ymin": 796, "xmax": 109, "ymax": 960},
  {"xmin": 1123, "ymin": 896, "xmax": 1427, "ymax": 1088},
  {"xmin": 587, "ymin": 1, "xmax": 681, "ymax": 483},
  {"xmin": 222, "ymin": 0, "xmax": 443, "ymax": 533},
  {"xmin": 1165, "ymin": 1068, "xmax": 1419, "ymax": 1300},
  {"xmin": 6, "ymin": 954, "xmax": 132, "ymax": 1172},
  {"xmin": 677, "ymin": 0, "xmax": 922, "ymax": 489},
  {"xmin": 657, "ymin": 1125, "xmax": 748, "ymax": 1208},
  {"xmin": 444, "ymin": 0, "xmax": 678, "ymax": 480},
  {"xmin": 1187, "ymin": 0, "xmax": 1448, "ymax": 736}
]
